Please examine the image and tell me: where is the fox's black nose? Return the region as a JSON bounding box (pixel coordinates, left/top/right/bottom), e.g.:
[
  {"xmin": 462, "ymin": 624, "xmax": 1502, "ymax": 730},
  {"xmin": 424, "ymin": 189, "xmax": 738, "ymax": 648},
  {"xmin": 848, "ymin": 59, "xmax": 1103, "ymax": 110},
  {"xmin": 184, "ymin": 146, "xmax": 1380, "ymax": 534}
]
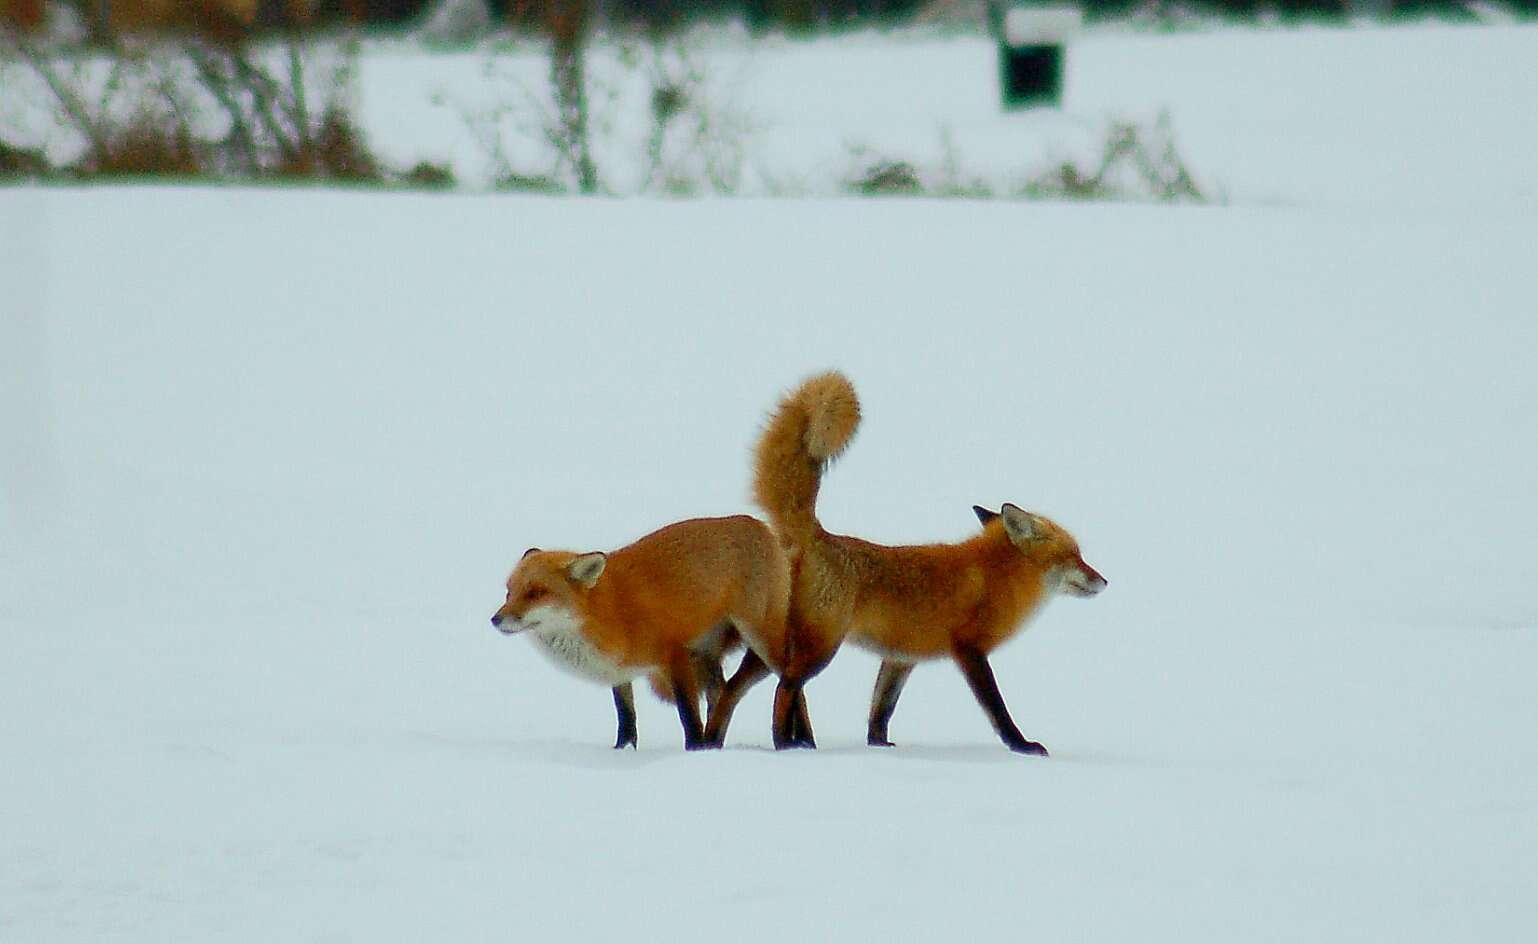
[{"xmin": 490, "ymin": 614, "xmax": 502, "ymax": 627}]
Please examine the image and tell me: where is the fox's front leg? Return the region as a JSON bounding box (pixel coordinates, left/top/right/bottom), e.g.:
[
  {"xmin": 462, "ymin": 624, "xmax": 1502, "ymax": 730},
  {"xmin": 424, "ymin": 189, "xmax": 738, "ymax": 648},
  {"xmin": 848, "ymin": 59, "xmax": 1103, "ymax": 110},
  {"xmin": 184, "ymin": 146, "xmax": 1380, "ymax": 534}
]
[
  {"xmin": 866, "ymin": 659, "xmax": 915, "ymax": 747},
  {"xmin": 612, "ymin": 683, "xmax": 638, "ymax": 750},
  {"xmin": 952, "ymin": 645, "xmax": 1047, "ymax": 757},
  {"xmin": 665, "ymin": 651, "xmax": 709, "ymax": 751},
  {"xmin": 691, "ymin": 650, "xmax": 727, "ymax": 715}
]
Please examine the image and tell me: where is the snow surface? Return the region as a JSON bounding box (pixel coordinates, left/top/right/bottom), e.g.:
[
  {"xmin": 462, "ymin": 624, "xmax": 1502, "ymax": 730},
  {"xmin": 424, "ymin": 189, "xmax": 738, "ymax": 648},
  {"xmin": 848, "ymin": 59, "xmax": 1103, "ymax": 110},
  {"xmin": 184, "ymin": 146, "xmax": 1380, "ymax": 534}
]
[
  {"xmin": 4, "ymin": 21, "xmax": 1538, "ymax": 944},
  {"xmin": 4, "ymin": 185, "xmax": 1536, "ymax": 941}
]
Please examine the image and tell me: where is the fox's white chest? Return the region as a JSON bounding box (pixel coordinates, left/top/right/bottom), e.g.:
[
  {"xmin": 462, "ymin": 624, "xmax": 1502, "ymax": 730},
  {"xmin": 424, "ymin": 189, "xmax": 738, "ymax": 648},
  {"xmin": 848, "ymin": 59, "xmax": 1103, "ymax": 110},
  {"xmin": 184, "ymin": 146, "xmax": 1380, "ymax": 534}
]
[{"xmin": 529, "ymin": 626, "xmax": 641, "ymax": 687}]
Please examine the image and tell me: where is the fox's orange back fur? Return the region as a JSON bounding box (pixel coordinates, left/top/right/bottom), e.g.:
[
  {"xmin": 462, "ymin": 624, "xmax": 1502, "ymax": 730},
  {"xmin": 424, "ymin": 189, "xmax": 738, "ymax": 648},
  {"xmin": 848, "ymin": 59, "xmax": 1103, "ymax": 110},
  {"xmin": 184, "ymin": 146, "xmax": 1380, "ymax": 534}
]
[
  {"xmin": 755, "ymin": 372, "xmax": 1101, "ymax": 668},
  {"xmin": 812, "ymin": 513, "xmax": 1095, "ymax": 660},
  {"xmin": 496, "ymin": 515, "xmax": 789, "ymax": 673}
]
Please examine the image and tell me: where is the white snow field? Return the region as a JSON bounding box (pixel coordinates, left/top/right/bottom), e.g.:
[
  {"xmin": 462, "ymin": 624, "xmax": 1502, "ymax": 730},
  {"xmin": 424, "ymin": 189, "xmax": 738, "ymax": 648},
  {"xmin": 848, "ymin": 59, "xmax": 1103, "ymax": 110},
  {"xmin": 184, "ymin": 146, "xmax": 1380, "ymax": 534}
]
[
  {"xmin": 3, "ymin": 187, "xmax": 1536, "ymax": 942},
  {"xmin": 3, "ymin": 21, "xmax": 1538, "ymax": 944}
]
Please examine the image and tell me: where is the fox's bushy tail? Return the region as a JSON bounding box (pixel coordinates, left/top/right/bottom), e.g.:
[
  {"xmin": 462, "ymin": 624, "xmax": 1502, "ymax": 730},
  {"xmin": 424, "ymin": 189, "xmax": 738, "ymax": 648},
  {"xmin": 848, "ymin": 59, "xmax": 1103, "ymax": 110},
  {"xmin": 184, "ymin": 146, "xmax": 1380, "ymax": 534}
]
[{"xmin": 752, "ymin": 371, "xmax": 861, "ymax": 547}]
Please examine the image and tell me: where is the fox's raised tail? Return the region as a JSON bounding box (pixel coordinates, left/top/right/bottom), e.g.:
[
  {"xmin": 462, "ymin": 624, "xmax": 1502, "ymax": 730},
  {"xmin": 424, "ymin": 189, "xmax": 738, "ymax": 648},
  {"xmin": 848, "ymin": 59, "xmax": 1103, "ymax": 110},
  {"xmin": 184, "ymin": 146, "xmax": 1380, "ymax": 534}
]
[{"xmin": 752, "ymin": 371, "xmax": 861, "ymax": 547}]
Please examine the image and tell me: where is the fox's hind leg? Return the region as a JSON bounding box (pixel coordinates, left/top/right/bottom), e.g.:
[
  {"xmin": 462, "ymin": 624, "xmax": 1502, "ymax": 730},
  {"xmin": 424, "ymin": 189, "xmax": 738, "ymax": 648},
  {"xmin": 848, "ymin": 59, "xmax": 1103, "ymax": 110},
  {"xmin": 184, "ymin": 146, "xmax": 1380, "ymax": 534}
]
[
  {"xmin": 771, "ymin": 677, "xmax": 820, "ymax": 750},
  {"xmin": 790, "ymin": 689, "xmax": 815, "ymax": 748},
  {"xmin": 867, "ymin": 659, "xmax": 915, "ymax": 747},
  {"xmin": 953, "ymin": 645, "xmax": 1048, "ymax": 757},
  {"xmin": 703, "ymin": 648, "xmax": 771, "ymax": 748},
  {"xmin": 772, "ymin": 680, "xmax": 808, "ymax": 750},
  {"xmin": 612, "ymin": 683, "xmax": 638, "ymax": 750},
  {"xmin": 773, "ymin": 631, "xmax": 838, "ymax": 750}
]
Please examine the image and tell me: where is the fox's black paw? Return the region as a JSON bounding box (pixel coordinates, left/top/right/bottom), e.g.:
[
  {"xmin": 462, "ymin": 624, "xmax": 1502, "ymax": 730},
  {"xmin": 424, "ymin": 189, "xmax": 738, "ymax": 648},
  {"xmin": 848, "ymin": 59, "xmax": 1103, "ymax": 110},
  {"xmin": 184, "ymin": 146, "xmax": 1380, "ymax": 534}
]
[
  {"xmin": 867, "ymin": 737, "xmax": 896, "ymax": 748},
  {"xmin": 1008, "ymin": 739, "xmax": 1049, "ymax": 757}
]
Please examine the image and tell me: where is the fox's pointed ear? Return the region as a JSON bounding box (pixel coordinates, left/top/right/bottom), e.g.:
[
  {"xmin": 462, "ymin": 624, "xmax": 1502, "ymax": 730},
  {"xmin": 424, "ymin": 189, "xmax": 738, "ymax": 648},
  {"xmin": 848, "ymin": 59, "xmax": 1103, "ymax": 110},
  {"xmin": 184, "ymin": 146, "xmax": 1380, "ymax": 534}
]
[
  {"xmin": 521, "ymin": 547, "xmax": 541, "ymax": 560},
  {"xmin": 567, "ymin": 552, "xmax": 607, "ymax": 588},
  {"xmin": 1000, "ymin": 503, "xmax": 1044, "ymax": 543},
  {"xmin": 973, "ymin": 505, "xmax": 1000, "ymax": 526}
]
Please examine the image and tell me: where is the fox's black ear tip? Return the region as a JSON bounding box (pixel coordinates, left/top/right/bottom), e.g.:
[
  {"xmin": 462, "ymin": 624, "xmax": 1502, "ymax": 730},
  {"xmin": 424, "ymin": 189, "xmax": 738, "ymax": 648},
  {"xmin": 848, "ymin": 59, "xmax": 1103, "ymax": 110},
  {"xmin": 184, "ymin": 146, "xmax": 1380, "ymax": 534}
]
[
  {"xmin": 521, "ymin": 547, "xmax": 541, "ymax": 559},
  {"xmin": 973, "ymin": 505, "xmax": 1000, "ymax": 525}
]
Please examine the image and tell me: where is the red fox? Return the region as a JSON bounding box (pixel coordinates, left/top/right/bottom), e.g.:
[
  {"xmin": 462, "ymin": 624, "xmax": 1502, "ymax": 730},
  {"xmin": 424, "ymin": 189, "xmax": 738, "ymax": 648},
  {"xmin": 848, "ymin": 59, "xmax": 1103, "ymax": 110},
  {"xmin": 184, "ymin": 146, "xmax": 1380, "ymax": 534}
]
[
  {"xmin": 704, "ymin": 371, "xmax": 1106, "ymax": 755},
  {"xmin": 492, "ymin": 515, "xmax": 789, "ymax": 750},
  {"xmin": 554, "ymin": 628, "xmax": 742, "ymax": 751}
]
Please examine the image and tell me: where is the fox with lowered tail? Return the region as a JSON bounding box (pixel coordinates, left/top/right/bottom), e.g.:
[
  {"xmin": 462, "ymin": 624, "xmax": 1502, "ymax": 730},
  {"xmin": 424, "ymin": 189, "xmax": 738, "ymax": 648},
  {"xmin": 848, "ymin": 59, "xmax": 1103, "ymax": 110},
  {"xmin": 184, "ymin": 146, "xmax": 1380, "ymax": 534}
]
[{"xmin": 493, "ymin": 515, "xmax": 790, "ymax": 750}]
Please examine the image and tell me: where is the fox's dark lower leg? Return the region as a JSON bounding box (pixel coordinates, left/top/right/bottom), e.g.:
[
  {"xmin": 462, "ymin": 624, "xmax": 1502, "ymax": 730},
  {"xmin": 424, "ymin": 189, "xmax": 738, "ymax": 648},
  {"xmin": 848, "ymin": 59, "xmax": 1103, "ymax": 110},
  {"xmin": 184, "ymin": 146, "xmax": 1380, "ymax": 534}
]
[
  {"xmin": 667, "ymin": 653, "xmax": 708, "ymax": 751},
  {"xmin": 693, "ymin": 651, "xmax": 727, "ymax": 715},
  {"xmin": 789, "ymin": 688, "xmax": 816, "ymax": 748},
  {"xmin": 771, "ymin": 679, "xmax": 817, "ymax": 749},
  {"xmin": 953, "ymin": 645, "xmax": 1047, "ymax": 757},
  {"xmin": 702, "ymin": 648, "xmax": 771, "ymax": 747},
  {"xmin": 867, "ymin": 659, "xmax": 915, "ymax": 747},
  {"xmin": 772, "ymin": 679, "xmax": 813, "ymax": 750},
  {"xmin": 612, "ymin": 683, "xmax": 638, "ymax": 750},
  {"xmin": 772, "ymin": 628, "xmax": 837, "ymax": 750}
]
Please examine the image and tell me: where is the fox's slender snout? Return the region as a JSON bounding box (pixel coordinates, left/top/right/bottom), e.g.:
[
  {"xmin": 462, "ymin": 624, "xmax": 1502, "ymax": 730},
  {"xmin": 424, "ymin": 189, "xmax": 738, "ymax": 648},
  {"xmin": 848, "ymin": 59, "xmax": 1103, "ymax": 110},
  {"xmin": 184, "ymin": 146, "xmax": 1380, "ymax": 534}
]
[
  {"xmin": 490, "ymin": 608, "xmax": 523, "ymax": 634},
  {"xmin": 1064, "ymin": 561, "xmax": 1108, "ymax": 598}
]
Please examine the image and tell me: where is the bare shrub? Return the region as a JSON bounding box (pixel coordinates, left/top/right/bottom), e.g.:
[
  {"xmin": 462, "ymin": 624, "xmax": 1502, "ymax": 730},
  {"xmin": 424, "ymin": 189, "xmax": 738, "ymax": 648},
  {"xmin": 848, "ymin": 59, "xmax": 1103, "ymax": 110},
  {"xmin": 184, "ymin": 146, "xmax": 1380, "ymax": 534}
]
[
  {"xmin": 627, "ymin": 33, "xmax": 751, "ymax": 196},
  {"xmin": 451, "ymin": 78, "xmax": 560, "ymax": 193},
  {"xmin": 0, "ymin": 137, "xmax": 49, "ymax": 177},
  {"xmin": 0, "ymin": 9, "xmax": 382, "ymax": 184},
  {"xmin": 1021, "ymin": 111, "xmax": 1206, "ymax": 203},
  {"xmin": 449, "ymin": 33, "xmax": 608, "ymax": 194},
  {"xmin": 493, "ymin": 169, "xmax": 564, "ymax": 194},
  {"xmin": 1, "ymin": 27, "xmax": 206, "ymax": 176},
  {"xmin": 402, "ymin": 159, "xmax": 456, "ymax": 189},
  {"xmin": 78, "ymin": 107, "xmax": 203, "ymax": 176},
  {"xmin": 454, "ymin": 24, "xmax": 754, "ymax": 196},
  {"xmin": 271, "ymin": 104, "xmax": 380, "ymax": 181},
  {"xmin": 842, "ymin": 113, "xmax": 1207, "ymax": 203},
  {"xmin": 933, "ymin": 126, "xmax": 992, "ymax": 199},
  {"xmin": 846, "ymin": 154, "xmax": 923, "ymax": 195},
  {"xmin": 181, "ymin": 31, "xmax": 379, "ymax": 181}
]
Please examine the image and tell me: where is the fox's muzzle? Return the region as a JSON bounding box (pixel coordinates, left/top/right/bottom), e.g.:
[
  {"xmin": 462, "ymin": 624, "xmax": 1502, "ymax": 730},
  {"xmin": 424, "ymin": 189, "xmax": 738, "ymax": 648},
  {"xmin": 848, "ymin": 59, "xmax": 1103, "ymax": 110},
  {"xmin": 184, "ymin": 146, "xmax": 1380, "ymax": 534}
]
[{"xmin": 1064, "ymin": 563, "xmax": 1108, "ymax": 598}]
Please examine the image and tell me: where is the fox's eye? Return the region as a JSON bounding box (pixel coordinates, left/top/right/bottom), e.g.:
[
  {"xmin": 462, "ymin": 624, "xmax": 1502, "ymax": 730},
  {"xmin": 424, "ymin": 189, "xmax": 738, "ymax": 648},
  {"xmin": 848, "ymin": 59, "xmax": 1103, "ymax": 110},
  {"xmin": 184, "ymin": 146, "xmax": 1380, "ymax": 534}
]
[{"xmin": 523, "ymin": 587, "xmax": 547, "ymax": 603}]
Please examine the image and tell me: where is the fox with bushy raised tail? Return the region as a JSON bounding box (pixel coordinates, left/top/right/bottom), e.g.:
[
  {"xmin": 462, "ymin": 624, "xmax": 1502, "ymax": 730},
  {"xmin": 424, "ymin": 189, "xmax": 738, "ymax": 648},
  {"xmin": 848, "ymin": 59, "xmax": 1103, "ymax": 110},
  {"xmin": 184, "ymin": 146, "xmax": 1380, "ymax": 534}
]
[
  {"xmin": 703, "ymin": 371, "xmax": 1106, "ymax": 755},
  {"xmin": 492, "ymin": 515, "xmax": 789, "ymax": 750}
]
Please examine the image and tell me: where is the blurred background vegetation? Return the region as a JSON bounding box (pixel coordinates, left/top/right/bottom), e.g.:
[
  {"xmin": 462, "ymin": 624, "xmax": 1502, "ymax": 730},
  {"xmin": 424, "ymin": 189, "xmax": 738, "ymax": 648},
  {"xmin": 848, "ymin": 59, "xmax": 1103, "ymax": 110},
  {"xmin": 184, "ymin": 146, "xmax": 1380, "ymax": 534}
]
[
  {"xmin": 4, "ymin": 0, "xmax": 1534, "ymax": 40},
  {"xmin": 2, "ymin": 0, "xmax": 1531, "ymax": 192}
]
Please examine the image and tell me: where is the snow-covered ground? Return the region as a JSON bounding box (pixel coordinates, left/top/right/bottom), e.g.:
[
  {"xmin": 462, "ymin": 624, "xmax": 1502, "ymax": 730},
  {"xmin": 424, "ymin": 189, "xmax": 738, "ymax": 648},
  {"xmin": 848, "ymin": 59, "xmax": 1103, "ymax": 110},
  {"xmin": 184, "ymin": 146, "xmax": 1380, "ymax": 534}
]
[
  {"xmin": 4, "ymin": 20, "xmax": 1538, "ymax": 944},
  {"xmin": 4, "ymin": 186, "xmax": 1536, "ymax": 940}
]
